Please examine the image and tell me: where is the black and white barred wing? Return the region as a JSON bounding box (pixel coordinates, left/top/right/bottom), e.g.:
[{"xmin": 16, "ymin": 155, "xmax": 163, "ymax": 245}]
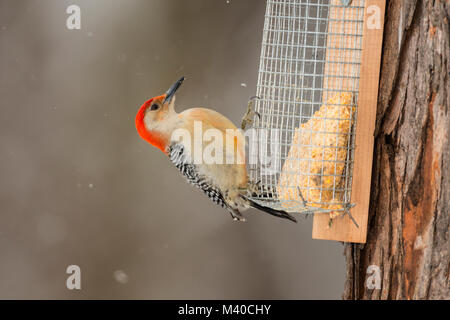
[{"xmin": 167, "ymin": 143, "xmax": 227, "ymax": 208}]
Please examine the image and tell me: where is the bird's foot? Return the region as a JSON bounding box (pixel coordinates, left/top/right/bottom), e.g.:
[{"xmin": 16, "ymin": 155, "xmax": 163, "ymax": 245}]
[
  {"xmin": 241, "ymin": 96, "xmax": 261, "ymax": 130},
  {"xmin": 230, "ymin": 210, "xmax": 246, "ymax": 222}
]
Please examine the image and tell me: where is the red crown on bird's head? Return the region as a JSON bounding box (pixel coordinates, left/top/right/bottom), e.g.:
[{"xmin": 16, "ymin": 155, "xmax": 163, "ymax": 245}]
[
  {"xmin": 135, "ymin": 94, "xmax": 167, "ymax": 152},
  {"xmin": 135, "ymin": 77, "xmax": 185, "ymax": 153}
]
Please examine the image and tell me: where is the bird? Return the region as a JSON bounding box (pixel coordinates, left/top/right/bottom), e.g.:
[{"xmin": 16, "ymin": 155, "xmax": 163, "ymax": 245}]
[{"xmin": 135, "ymin": 76, "xmax": 296, "ymax": 223}]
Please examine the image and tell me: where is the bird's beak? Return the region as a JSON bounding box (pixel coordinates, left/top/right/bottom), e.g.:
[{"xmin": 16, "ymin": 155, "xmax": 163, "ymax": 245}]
[{"xmin": 164, "ymin": 76, "xmax": 185, "ymax": 104}]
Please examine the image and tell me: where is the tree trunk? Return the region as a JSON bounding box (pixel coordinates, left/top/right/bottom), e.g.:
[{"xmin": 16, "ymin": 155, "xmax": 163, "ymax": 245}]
[{"xmin": 343, "ymin": 0, "xmax": 449, "ymax": 300}]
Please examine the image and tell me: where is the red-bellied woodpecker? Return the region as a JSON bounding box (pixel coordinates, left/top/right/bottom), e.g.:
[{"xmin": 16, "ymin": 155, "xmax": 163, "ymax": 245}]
[{"xmin": 135, "ymin": 77, "xmax": 296, "ymax": 223}]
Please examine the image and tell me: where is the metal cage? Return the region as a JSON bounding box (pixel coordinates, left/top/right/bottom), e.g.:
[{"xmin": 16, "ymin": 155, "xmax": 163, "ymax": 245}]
[{"xmin": 248, "ymin": 0, "xmax": 365, "ymax": 218}]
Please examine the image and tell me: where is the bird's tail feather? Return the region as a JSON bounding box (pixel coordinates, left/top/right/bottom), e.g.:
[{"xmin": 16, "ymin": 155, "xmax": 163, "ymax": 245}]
[{"xmin": 246, "ymin": 198, "xmax": 297, "ymax": 223}]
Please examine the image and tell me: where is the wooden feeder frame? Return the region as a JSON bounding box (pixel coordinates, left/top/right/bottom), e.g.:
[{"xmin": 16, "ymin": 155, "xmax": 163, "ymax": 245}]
[{"xmin": 249, "ymin": 0, "xmax": 385, "ymax": 243}]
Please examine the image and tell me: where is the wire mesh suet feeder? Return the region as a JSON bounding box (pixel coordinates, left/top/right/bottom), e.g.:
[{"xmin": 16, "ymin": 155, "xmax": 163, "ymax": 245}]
[{"xmin": 248, "ymin": 0, "xmax": 385, "ymax": 242}]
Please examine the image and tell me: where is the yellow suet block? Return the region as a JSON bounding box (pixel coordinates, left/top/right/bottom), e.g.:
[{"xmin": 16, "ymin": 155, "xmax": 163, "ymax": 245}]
[{"xmin": 277, "ymin": 92, "xmax": 355, "ymax": 218}]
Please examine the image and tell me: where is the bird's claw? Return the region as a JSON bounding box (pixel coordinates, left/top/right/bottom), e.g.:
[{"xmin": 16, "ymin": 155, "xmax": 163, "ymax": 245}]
[{"xmin": 241, "ymin": 96, "xmax": 262, "ymax": 130}]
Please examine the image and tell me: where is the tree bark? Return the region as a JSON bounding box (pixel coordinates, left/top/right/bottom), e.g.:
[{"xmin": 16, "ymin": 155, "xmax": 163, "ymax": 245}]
[{"xmin": 343, "ymin": 0, "xmax": 449, "ymax": 300}]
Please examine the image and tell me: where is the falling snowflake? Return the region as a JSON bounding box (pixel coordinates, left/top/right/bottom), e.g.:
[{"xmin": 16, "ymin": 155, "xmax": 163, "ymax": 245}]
[{"xmin": 114, "ymin": 270, "xmax": 129, "ymax": 284}]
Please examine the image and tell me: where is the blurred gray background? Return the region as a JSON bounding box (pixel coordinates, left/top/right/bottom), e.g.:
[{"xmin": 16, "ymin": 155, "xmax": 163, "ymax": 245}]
[{"xmin": 0, "ymin": 0, "xmax": 345, "ymax": 299}]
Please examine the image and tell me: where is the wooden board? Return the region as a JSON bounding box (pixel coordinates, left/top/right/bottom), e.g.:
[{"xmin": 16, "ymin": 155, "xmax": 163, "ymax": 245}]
[{"xmin": 312, "ymin": 0, "xmax": 386, "ymax": 243}]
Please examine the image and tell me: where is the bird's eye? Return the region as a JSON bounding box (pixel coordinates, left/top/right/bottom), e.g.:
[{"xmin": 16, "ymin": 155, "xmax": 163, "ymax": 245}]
[{"xmin": 150, "ymin": 103, "xmax": 160, "ymax": 111}]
